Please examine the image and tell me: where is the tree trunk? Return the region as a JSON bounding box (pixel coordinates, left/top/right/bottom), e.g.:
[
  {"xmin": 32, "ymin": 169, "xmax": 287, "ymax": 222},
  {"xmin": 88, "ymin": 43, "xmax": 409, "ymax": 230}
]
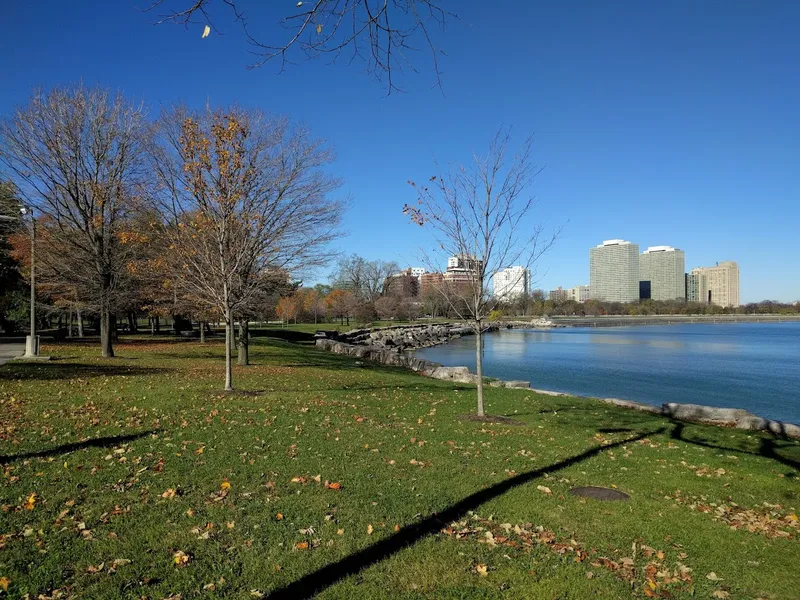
[
  {"xmin": 149, "ymin": 317, "xmax": 155, "ymax": 335},
  {"xmin": 100, "ymin": 308, "xmax": 114, "ymax": 358},
  {"xmin": 154, "ymin": 315, "xmax": 160, "ymax": 333},
  {"xmin": 76, "ymin": 307, "xmax": 84, "ymax": 338},
  {"xmin": 68, "ymin": 309, "xmax": 74, "ymax": 338},
  {"xmin": 237, "ymin": 320, "xmax": 249, "ymax": 366},
  {"xmin": 475, "ymin": 321, "xmax": 484, "ymax": 416},
  {"xmin": 200, "ymin": 321, "xmax": 206, "ymax": 343},
  {"xmin": 229, "ymin": 320, "xmax": 237, "ymax": 355},
  {"xmin": 128, "ymin": 311, "xmax": 138, "ymax": 333},
  {"xmin": 224, "ymin": 306, "xmax": 233, "ymax": 391}
]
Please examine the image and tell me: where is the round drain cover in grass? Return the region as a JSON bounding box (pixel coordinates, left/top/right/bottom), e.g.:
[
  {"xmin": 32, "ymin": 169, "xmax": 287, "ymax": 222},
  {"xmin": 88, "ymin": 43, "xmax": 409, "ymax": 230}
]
[{"xmin": 569, "ymin": 486, "xmax": 630, "ymax": 501}]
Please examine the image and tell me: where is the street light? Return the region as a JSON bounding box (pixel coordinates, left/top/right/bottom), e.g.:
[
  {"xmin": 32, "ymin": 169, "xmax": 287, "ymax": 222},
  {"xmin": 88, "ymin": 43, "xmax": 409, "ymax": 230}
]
[
  {"xmin": 0, "ymin": 207, "xmax": 37, "ymax": 356},
  {"xmin": 19, "ymin": 207, "xmax": 38, "ymax": 357}
]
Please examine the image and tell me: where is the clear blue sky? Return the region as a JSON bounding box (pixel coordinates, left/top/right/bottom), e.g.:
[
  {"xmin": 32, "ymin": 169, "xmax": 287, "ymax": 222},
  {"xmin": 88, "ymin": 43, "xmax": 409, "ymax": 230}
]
[{"xmin": 2, "ymin": 1, "xmax": 798, "ymax": 302}]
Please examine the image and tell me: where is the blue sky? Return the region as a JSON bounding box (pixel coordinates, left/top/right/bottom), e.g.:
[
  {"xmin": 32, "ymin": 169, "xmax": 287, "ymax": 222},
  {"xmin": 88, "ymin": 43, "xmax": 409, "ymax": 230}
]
[{"xmin": 1, "ymin": 1, "xmax": 798, "ymax": 302}]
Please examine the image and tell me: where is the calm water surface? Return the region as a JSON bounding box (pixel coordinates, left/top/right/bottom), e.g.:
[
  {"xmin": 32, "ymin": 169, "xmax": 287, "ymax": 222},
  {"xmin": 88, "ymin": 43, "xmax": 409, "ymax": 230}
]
[{"xmin": 413, "ymin": 323, "xmax": 800, "ymax": 423}]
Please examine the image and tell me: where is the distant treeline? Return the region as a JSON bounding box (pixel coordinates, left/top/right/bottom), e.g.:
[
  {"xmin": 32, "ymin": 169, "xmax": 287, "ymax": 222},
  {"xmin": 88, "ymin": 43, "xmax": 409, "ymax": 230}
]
[{"xmin": 497, "ymin": 296, "xmax": 800, "ymax": 317}]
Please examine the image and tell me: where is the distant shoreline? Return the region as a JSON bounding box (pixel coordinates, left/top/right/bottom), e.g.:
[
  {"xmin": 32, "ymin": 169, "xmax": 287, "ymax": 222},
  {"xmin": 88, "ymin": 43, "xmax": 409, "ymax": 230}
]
[{"xmin": 544, "ymin": 314, "xmax": 800, "ymax": 328}]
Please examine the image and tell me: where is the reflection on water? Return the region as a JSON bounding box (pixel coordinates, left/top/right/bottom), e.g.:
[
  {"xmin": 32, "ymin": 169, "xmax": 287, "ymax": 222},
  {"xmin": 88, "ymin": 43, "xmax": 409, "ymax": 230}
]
[{"xmin": 413, "ymin": 323, "xmax": 800, "ymax": 423}]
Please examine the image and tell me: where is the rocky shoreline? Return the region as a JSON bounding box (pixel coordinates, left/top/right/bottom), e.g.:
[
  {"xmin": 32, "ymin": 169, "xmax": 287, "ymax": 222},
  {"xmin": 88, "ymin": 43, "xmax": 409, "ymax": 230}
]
[{"xmin": 314, "ymin": 324, "xmax": 800, "ymax": 439}]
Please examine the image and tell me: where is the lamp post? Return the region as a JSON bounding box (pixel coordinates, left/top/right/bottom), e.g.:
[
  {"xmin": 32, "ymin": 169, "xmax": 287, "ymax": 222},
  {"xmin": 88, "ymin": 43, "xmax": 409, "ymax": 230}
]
[{"xmin": 20, "ymin": 207, "xmax": 38, "ymax": 357}]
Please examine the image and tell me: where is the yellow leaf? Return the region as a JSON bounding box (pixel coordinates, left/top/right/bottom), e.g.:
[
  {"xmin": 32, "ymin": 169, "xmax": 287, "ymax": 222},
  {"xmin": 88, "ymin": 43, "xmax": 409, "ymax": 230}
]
[
  {"xmin": 475, "ymin": 563, "xmax": 488, "ymax": 576},
  {"xmin": 367, "ymin": 524, "xmax": 374, "ymax": 535},
  {"xmin": 295, "ymin": 541, "xmax": 309, "ymax": 550},
  {"xmin": 23, "ymin": 492, "xmax": 36, "ymax": 511},
  {"xmin": 202, "ymin": 25, "xmax": 211, "ymax": 38},
  {"xmin": 173, "ymin": 550, "xmax": 190, "ymax": 566},
  {"xmin": 316, "ymin": 23, "xmax": 322, "ymax": 34},
  {"xmin": 276, "ymin": 513, "xmax": 284, "ymax": 521},
  {"xmin": 0, "ymin": 577, "xmax": 9, "ymax": 591},
  {"xmin": 220, "ymin": 480, "xmax": 231, "ymax": 490},
  {"xmin": 161, "ymin": 488, "xmax": 177, "ymax": 499},
  {"xmin": 536, "ymin": 485, "xmax": 552, "ymax": 495},
  {"xmin": 337, "ymin": 528, "xmax": 344, "ymax": 535}
]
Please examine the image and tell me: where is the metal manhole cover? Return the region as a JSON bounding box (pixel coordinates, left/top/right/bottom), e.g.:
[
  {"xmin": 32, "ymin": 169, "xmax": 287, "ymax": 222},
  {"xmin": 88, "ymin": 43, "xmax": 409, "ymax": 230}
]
[{"xmin": 568, "ymin": 486, "xmax": 630, "ymax": 501}]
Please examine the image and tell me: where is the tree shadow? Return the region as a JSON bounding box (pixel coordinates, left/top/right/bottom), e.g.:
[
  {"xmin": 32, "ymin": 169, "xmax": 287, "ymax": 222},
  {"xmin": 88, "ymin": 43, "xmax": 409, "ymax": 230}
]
[
  {"xmin": 265, "ymin": 427, "xmax": 663, "ymax": 600},
  {"xmin": 670, "ymin": 421, "xmax": 799, "ymax": 474},
  {"xmin": 0, "ymin": 363, "xmax": 173, "ymax": 381},
  {"xmin": 0, "ymin": 430, "xmax": 156, "ymax": 464}
]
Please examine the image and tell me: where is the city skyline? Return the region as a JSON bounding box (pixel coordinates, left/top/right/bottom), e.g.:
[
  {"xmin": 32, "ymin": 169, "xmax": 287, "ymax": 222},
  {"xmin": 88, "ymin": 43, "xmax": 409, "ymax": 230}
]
[{"xmin": 2, "ymin": 2, "xmax": 798, "ymax": 303}]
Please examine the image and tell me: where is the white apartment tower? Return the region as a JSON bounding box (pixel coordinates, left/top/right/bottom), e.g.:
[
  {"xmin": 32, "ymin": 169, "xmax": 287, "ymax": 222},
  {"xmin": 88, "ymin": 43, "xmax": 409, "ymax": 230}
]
[
  {"xmin": 568, "ymin": 285, "xmax": 590, "ymax": 302},
  {"xmin": 639, "ymin": 246, "xmax": 686, "ymax": 301},
  {"xmin": 589, "ymin": 239, "xmax": 640, "ymax": 302},
  {"xmin": 689, "ymin": 261, "xmax": 740, "ymax": 307},
  {"xmin": 493, "ymin": 266, "xmax": 531, "ymax": 299}
]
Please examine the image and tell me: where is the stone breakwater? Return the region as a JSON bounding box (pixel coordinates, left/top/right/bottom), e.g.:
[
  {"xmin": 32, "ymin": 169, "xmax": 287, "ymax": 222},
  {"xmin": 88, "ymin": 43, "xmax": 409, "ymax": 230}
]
[{"xmin": 314, "ymin": 326, "xmax": 800, "ymax": 439}]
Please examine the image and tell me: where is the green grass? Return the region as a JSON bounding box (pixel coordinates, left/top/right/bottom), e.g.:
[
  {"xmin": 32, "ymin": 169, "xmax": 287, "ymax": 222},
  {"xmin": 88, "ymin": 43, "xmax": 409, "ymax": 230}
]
[{"xmin": 1, "ymin": 336, "xmax": 798, "ymax": 600}]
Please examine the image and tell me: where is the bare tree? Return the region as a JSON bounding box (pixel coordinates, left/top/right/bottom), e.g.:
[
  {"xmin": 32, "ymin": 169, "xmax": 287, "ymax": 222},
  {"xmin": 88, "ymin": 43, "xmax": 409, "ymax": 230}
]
[
  {"xmin": 405, "ymin": 129, "xmax": 559, "ymax": 417},
  {"xmin": 146, "ymin": 0, "xmax": 453, "ymax": 93},
  {"xmin": 0, "ymin": 85, "xmax": 148, "ymax": 357},
  {"xmin": 332, "ymin": 254, "xmax": 399, "ymax": 301},
  {"xmin": 148, "ymin": 105, "xmax": 343, "ymax": 390}
]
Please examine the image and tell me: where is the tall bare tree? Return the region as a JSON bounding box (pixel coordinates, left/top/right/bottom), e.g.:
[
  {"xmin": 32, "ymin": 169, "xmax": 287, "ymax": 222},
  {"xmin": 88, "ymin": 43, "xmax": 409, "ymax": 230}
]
[
  {"xmin": 148, "ymin": 105, "xmax": 342, "ymax": 390},
  {"xmin": 147, "ymin": 0, "xmax": 452, "ymax": 92},
  {"xmin": 405, "ymin": 129, "xmax": 559, "ymax": 417},
  {"xmin": 0, "ymin": 85, "xmax": 148, "ymax": 357},
  {"xmin": 332, "ymin": 254, "xmax": 399, "ymax": 301}
]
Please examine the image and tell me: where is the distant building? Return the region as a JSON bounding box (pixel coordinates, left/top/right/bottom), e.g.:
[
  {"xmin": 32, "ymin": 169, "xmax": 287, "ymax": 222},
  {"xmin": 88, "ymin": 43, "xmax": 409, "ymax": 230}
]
[
  {"xmin": 410, "ymin": 267, "xmax": 426, "ymax": 281},
  {"xmin": 493, "ymin": 266, "xmax": 530, "ymax": 299},
  {"xmin": 420, "ymin": 272, "xmax": 444, "ymax": 295},
  {"xmin": 444, "ymin": 254, "xmax": 482, "ymax": 291},
  {"xmin": 639, "ymin": 246, "xmax": 686, "ymax": 301},
  {"xmin": 385, "ymin": 268, "xmax": 419, "ymax": 298},
  {"xmin": 689, "ymin": 261, "xmax": 740, "ymax": 307},
  {"xmin": 549, "ymin": 286, "xmax": 568, "ymax": 302},
  {"xmin": 589, "ymin": 239, "xmax": 640, "ymax": 302},
  {"xmin": 567, "ymin": 285, "xmax": 590, "ymax": 302},
  {"xmin": 685, "ymin": 272, "xmax": 700, "ymax": 302}
]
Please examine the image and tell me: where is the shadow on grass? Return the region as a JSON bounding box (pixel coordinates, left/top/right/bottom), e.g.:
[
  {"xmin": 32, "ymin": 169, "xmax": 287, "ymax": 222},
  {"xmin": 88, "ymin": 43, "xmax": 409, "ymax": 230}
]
[
  {"xmin": 670, "ymin": 421, "xmax": 800, "ymax": 474},
  {"xmin": 0, "ymin": 430, "xmax": 156, "ymax": 464},
  {"xmin": 0, "ymin": 362, "xmax": 173, "ymax": 381},
  {"xmin": 266, "ymin": 427, "xmax": 664, "ymax": 600}
]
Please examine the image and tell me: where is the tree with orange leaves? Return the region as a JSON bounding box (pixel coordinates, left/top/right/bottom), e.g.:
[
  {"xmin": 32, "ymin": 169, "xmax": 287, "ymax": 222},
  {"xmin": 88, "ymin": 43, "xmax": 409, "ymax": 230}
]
[{"xmin": 148, "ymin": 105, "xmax": 343, "ymax": 390}]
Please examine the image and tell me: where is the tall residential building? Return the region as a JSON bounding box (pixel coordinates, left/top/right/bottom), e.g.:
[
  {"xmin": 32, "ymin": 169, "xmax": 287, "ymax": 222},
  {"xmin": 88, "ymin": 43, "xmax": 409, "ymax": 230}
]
[
  {"xmin": 639, "ymin": 246, "xmax": 686, "ymax": 301},
  {"xmin": 549, "ymin": 286, "xmax": 568, "ymax": 301},
  {"xmin": 689, "ymin": 261, "xmax": 740, "ymax": 307},
  {"xmin": 568, "ymin": 285, "xmax": 590, "ymax": 302},
  {"xmin": 685, "ymin": 272, "xmax": 700, "ymax": 302},
  {"xmin": 420, "ymin": 272, "xmax": 444, "ymax": 295},
  {"xmin": 444, "ymin": 253, "xmax": 483, "ymax": 289},
  {"xmin": 493, "ymin": 266, "xmax": 530, "ymax": 299},
  {"xmin": 410, "ymin": 267, "xmax": 426, "ymax": 281},
  {"xmin": 589, "ymin": 239, "xmax": 640, "ymax": 302}
]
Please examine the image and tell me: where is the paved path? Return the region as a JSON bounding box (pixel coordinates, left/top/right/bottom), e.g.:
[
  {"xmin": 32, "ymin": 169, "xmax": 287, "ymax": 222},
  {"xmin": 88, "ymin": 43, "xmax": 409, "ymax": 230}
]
[{"xmin": 0, "ymin": 342, "xmax": 25, "ymax": 366}]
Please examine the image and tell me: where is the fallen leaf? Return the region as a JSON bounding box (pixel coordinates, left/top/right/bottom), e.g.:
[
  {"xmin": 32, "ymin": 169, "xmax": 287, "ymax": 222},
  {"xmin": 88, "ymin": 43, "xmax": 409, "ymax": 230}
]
[
  {"xmin": 161, "ymin": 488, "xmax": 177, "ymax": 499},
  {"xmin": 475, "ymin": 563, "xmax": 488, "ymax": 576},
  {"xmin": 537, "ymin": 485, "xmax": 552, "ymax": 495},
  {"xmin": 220, "ymin": 480, "xmax": 231, "ymax": 490},
  {"xmin": 326, "ymin": 481, "xmax": 342, "ymax": 490},
  {"xmin": 23, "ymin": 492, "xmax": 36, "ymax": 511},
  {"xmin": 276, "ymin": 513, "xmax": 284, "ymax": 521},
  {"xmin": 367, "ymin": 524, "xmax": 374, "ymax": 535},
  {"xmin": 173, "ymin": 550, "xmax": 190, "ymax": 567},
  {"xmin": 0, "ymin": 577, "xmax": 10, "ymax": 591},
  {"xmin": 295, "ymin": 541, "xmax": 309, "ymax": 550},
  {"xmin": 706, "ymin": 572, "xmax": 722, "ymax": 581},
  {"xmin": 711, "ymin": 591, "xmax": 730, "ymax": 599}
]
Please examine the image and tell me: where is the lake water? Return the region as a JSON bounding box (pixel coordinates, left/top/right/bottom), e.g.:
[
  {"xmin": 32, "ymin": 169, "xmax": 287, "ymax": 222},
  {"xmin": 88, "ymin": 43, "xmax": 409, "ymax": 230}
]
[{"xmin": 413, "ymin": 322, "xmax": 800, "ymax": 424}]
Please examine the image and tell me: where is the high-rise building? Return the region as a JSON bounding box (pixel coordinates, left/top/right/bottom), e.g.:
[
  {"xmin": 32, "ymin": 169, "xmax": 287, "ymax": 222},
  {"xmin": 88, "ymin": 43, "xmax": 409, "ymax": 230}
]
[
  {"xmin": 689, "ymin": 262, "xmax": 740, "ymax": 307},
  {"xmin": 685, "ymin": 272, "xmax": 700, "ymax": 302},
  {"xmin": 420, "ymin": 272, "xmax": 444, "ymax": 295},
  {"xmin": 639, "ymin": 246, "xmax": 686, "ymax": 301},
  {"xmin": 549, "ymin": 286, "xmax": 568, "ymax": 301},
  {"xmin": 567, "ymin": 285, "xmax": 590, "ymax": 302},
  {"xmin": 493, "ymin": 266, "xmax": 530, "ymax": 299},
  {"xmin": 444, "ymin": 254, "xmax": 482, "ymax": 290},
  {"xmin": 589, "ymin": 239, "xmax": 640, "ymax": 302},
  {"xmin": 410, "ymin": 267, "xmax": 426, "ymax": 281}
]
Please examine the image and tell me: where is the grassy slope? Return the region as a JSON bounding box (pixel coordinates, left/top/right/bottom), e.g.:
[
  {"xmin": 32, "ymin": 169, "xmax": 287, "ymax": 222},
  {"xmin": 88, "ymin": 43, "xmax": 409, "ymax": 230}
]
[{"xmin": 0, "ymin": 337, "xmax": 797, "ymax": 600}]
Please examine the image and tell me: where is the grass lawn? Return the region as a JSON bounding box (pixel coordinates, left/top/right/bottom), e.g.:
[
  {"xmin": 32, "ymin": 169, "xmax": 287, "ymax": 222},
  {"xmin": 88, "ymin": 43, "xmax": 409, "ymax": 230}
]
[{"xmin": 1, "ymin": 336, "xmax": 798, "ymax": 600}]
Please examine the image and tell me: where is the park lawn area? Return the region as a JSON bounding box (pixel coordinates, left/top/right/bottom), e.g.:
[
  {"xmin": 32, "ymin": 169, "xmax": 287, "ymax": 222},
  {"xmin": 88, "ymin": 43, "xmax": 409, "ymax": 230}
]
[{"xmin": 1, "ymin": 337, "xmax": 798, "ymax": 600}]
